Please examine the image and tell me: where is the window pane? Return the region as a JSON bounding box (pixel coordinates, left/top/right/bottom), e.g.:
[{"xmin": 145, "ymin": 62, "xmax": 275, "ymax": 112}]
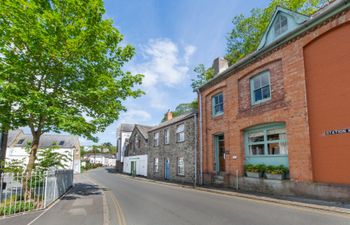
[
  {"xmin": 262, "ymin": 86, "xmax": 270, "ymax": 99},
  {"xmin": 249, "ymin": 144, "xmax": 265, "ymax": 155},
  {"xmin": 268, "ymin": 142, "xmax": 280, "ymax": 155},
  {"xmin": 249, "ymin": 134, "xmax": 264, "ymax": 143},
  {"xmin": 253, "ymin": 77, "xmax": 261, "ymax": 90},
  {"xmin": 218, "ymin": 94, "xmax": 223, "ymax": 103},
  {"xmin": 261, "ymin": 72, "xmax": 270, "ymax": 86},
  {"xmin": 267, "ymin": 128, "xmax": 286, "ymax": 141},
  {"xmin": 254, "ymin": 89, "xmax": 262, "ymax": 102},
  {"xmin": 176, "ymin": 124, "xmax": 184, "ymax": 133}
]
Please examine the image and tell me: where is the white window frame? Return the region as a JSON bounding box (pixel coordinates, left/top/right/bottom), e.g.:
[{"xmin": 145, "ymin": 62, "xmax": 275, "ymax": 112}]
[
  {"xmin": 154, "ymin": 158, "xmax": 159, "ymax": 173},
  {"xmin": 177, "ymin": 157, "xmax": 185, "ymax": 176},
  {"xmin": 176, "ymin": 124, "xmax": 185, "ymax": 143},
  {"xmin": 274, "ymin": 14, "xmax": 288, "ymax": 37},
  {"xmin": 154, "ymin": 132, "xmax": 159, "ymax": 146},
  {"xmin": 164, "ymin": 128, "xmax": 170, "ymax": 145}
]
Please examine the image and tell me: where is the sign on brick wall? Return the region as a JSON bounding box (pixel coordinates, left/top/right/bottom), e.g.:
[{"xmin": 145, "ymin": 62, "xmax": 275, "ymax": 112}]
[{"xmin": 325, "ymin": 128, "xmax": 350, "ymax": 135}]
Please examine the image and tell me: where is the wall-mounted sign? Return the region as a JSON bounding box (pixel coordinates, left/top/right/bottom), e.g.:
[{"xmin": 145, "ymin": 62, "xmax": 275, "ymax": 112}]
[{"xmin": 325, "ymin": 128, "xmax": 350, "ymax": 136}]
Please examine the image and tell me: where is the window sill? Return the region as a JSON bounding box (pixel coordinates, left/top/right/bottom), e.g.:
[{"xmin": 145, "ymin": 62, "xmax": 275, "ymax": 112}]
[
  {"xmin": 246, "ymin": 154, "xmax": 288, "ymax": 158},
  {"xmin": 176, "ymin": 140, "xmax": 185, "ymax": 143},
  {"xmin": 212, "ymin": 114, "xmax": 224, "ymax": 120},
  {"xmin": 251, "ymin": 97, "xmax": 271, "ymax": 106}
]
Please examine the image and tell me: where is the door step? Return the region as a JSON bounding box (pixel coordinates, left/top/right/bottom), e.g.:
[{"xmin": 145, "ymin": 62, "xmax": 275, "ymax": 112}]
[{"xmin": 213, "ymin": 175, "xmax": 224, "ymax": 185}]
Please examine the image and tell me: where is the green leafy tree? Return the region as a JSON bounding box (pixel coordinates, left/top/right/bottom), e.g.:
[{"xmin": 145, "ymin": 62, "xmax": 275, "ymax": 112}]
[
  {"xmin": 161, "ymin": 100, "xmax": 198, "ymax": 122},
  {"xmin": 35, "ymin": 145, "xmax": 70, "ymax": 171},
  {"xmin": 226, "ymin": 0, "xmax": 329, "ymax": 65},
  {"xmin": 191, "ymin": 64, "xmax": 214, "ymax": 92},
  {"xmin": 0, "ymin": 0, "xmax": 143, "ymax": 177}
]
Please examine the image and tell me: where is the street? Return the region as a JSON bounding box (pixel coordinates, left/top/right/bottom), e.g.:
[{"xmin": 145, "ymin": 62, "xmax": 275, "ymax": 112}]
[{"xmin": 87, "ymin": 168, "xmax": 350, "ymax": 225}]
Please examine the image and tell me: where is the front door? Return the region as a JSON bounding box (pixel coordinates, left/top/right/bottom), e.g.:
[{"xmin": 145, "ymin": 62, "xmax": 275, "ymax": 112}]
[
  {"xmin": 214, "ymin": 134, "xmax": 225, "ymax": 174},
  {"xmin": 131, "ymin": 161, "xmax": 136, "ymax": 176},
  {"xmin": 164, "ymin": 158, "xmax": 170, "ymax": 180}
]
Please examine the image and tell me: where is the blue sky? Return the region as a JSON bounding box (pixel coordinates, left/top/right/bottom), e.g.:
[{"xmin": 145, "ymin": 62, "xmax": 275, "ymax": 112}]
[{"xmin": 81, "ymin": 0, "xmax": 270, "ymax": 146}]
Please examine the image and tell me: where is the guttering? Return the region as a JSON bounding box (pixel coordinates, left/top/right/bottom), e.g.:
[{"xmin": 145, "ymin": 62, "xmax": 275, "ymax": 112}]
[
  {"xmin": 198, "ymin": 0, "xmax": 350, "ymax": 91},
  {"xmin": 196, "ymin": 89, "xmax": 203, "ymax": 185}
]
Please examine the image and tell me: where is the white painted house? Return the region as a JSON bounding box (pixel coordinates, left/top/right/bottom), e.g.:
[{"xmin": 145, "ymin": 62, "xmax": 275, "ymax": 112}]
[
  {"xmin": 6, "ymin": 130, "xmax": 81, "ymax": 173},
  {"xmin": 84, "ymin": 153, "xmax": 116, "ymax": 167},
  {"xmin": 116, "ymin": 123, "xmax": 134, "ymax": 171}
]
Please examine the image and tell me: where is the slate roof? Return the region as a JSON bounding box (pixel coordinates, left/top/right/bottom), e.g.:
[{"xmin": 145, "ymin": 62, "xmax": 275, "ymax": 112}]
[
  {"xmin": 9, "ymin": 132, "xmax": 79, "ymax": 149},
  {"xmin": 135, "ymin": 125, "xmax": 154, "ymax": 140},
  {"xmin": 149, "ymin": 110, "xmax": 197, "ymax": 132},
  {"xmin": 7, "ymin": 130, "xmax": 23, "ymax": 146},
  {"xmin": 119, "ymin": 123, "xmax": 135, "ymax": 133}
]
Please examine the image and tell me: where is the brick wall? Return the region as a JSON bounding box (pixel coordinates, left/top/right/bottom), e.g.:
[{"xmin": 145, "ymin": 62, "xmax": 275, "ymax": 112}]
[{"xmin": 199, "ymin": 9, "xmax": 350, "ymax": 184}]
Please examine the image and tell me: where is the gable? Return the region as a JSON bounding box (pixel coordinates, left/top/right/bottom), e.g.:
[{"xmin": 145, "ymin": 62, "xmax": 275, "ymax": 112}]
[{"xmin": 258, "ymin": 7, "xmax": 309, "ymax": 50}]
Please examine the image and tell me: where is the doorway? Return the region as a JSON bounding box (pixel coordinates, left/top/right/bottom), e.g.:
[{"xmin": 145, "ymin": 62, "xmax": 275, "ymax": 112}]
[
  {"xmin": 214, "ymin": 134, "xmax": 225, "ymax": 174},
  {"xmin": 164, "ymin": 158, "xmax": 170, "ymax": 180},
  {"xmin": 131, "ymin": 161, "xmax": 136, "ymax": 176}
]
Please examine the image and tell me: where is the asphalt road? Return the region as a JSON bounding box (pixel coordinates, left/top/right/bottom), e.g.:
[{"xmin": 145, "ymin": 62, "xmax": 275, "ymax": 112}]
[{"xmin": 87, "ymin": 168, "xmax": 350, "ymax": 225}]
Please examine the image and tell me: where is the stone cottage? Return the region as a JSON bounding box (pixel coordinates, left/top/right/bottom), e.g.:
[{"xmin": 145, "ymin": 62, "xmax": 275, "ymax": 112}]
[{"xmin": 147, "ymin": 111, "xmax": 198, "ymax": 184}]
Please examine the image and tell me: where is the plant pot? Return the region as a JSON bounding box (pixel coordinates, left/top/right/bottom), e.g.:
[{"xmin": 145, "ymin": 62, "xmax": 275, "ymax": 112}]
[
  {"xmin": 246, "ymin": 172, "xmax": 263, "ymax": 178},
  {"xmin": 265, "ymin": 173, "xmax": 285, "ymax": 180}
]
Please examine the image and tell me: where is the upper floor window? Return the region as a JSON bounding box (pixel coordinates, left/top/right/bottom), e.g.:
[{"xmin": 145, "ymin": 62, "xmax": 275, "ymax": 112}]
[
  {"xmin": 274, "ymin": 14, "xmax": 288, "ymax": 37},
  {"xmin": 250, "ymin": 71, "xmax": 271, "ymax": 105},
  {"xmin": 164, "ymin": 128, "xmax": 170, "ymax": 144},
  {"xmin": 212, "ymin": 93, "xmax": 224, "ymax": 117},
  {"xmin": 17, "ymin": 139, "xmax": 25, "ymax": 145},
  {"xmin": 154, "ymin": 132, "xmax": 159, "ymax": 146},
  {"xmin": 176, "ymin": 124, "xmax": 185, "ymax": 142}
]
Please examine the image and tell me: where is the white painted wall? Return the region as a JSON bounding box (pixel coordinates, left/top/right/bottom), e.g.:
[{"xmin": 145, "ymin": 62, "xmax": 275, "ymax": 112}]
[
  {"xmin": 6, "ymin": 146, "xmax": 80, "ymax": 173},
  {"xmin": 123, "ymin": 155, "xmax": 148, "ymax": 177},
  {"xmin": 116, "ymin": 132, "xmax": 131, "ymax": 162}
]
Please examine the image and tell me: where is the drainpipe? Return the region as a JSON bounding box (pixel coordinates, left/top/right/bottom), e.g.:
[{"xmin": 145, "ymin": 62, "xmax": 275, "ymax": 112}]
[
  {"xmin": 193, "ymin": 113, "xmax": 197, "ymax": 188},
  {"xmin": 196, "ymin": 89, "xmax": 203, "ymax": 185}
]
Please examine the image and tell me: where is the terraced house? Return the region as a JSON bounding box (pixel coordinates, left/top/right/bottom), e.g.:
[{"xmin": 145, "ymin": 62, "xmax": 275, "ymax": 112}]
[
  {"xmin": 148, "ymin": 111, "xmax": 198, "ymax": 184},
  {"xmin": 197, "ymin": 2, "xmax": 350, "ymax": 201}
]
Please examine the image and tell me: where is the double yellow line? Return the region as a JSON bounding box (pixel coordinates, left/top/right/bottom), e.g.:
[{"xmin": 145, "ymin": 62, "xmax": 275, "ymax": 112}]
[
  {"xmin": 107, "ymin": 190, "xmax": 127, "ymax": 225},
  {"xmin": 83, "ymin": 174, "xmax": 127, "ymax": 225}
]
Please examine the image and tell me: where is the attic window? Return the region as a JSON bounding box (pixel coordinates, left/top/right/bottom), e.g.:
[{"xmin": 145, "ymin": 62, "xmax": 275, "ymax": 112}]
[
  {"xmin": 59, "ymin": 141, "xmax": 65, "ymax": 145},
  {"xmin": 274, "ymin": 14, "xmax": 288, "ymax": 37},
  {"xmin": 17, "ymin": 139, "xmax": 25, "ymax": 145}
]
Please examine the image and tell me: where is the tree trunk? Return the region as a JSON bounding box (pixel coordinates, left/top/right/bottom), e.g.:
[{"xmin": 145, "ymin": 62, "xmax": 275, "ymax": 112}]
[
  {"xmin": 0, "ymin": 128, "xmax": 9, "ymax": 176},
  {"xmin": 23, "ymin": 133, "xmax": 41, "ymax": 200}
]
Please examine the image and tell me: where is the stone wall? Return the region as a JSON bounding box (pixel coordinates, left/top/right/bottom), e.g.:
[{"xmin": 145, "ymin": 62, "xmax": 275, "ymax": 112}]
[{"xmin": 147, "ymin": 115, "xmax": 197, "ymax": 184}]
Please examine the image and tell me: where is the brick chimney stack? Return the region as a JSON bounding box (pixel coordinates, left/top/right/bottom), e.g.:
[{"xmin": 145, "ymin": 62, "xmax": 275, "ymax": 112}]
[
  {"xmin": 166, "ymin": 111, "xmax": 173, "ymax": 121},
  {"xmin": 212, "ymin": 57, "xmax": 228, "ymax": 76}
]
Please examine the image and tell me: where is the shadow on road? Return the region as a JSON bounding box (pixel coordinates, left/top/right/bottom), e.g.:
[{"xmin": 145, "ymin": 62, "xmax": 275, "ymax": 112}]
[
  {"xmin": 61, "ymin": 183, "xmax": 103, "ymax": 200},
  {"xmin": 105, "ymin": 167, "xmax": 117, "ymax": 173}
]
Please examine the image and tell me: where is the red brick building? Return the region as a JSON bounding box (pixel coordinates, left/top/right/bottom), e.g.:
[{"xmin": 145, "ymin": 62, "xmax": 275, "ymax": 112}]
[{"xmin": 197, "ymin": 1, "xmax": 350, "ymax": 200}]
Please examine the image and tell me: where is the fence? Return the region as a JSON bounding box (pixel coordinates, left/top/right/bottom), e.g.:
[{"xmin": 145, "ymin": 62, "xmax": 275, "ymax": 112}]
[{"xmin": 0, "ymin": 170, "xmax": 73, "ymax": 217}]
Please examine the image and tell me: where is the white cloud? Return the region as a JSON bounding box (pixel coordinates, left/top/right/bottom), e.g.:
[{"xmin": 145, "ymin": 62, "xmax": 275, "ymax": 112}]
[
  {"xmin": 121, "ymin": 109, "xmax": 152, "ymax": 124},
  {"xmin": 132, "ymin": 38, "xmax": 196, "ymax": 88}
]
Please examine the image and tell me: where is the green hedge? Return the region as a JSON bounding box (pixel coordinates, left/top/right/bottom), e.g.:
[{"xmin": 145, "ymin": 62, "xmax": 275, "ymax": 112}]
[
  {"xmin": 245, "ymin": 164, "xmax": 289, "ymax": 174},
  {"xmin": 0, "ymin": 202, "xmax": 34, "ymax": 216}
]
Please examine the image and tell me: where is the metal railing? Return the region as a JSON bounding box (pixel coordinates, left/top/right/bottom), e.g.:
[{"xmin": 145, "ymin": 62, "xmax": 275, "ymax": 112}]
[{"xmin": 0, "ymin": 170, "xmax": 73, "ymax": 217}]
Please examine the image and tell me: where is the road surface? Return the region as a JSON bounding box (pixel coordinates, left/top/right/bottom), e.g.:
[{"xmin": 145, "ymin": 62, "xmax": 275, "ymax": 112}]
[{"xmin": 87, "ymin": 168, "xmax": 350, "ymax": 225}]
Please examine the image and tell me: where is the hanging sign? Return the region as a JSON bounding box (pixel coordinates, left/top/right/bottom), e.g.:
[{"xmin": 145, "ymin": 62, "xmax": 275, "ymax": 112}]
[{"xmin": 325, "ymin": 128, "xmax": 350, "ymax": 136}]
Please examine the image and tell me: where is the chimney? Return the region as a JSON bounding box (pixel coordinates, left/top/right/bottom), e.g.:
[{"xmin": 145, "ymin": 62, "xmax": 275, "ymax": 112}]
[
  {"xmin": 166, "ymin": 111, "xmax": 173, "ymax": 121},
  {"xmin": 212, "ymin": 57, "xmax": 228, "ymax": 76}
]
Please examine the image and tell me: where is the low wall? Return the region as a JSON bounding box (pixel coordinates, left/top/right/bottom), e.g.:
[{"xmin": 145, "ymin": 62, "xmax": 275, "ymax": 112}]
[
  {"xmin": 203, "ymin": 173, "xmax": 350, "ymax": 202},
  {"xmin": 45, "ymin": 170, "xmax": 74, "ymax": 207}
]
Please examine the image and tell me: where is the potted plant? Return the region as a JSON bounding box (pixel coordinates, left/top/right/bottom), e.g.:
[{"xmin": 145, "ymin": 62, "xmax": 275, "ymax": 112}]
[
  {"xmin": 245, "ymin": 164, "xmax": 266, "ymax": 178},
  {"xmin": 265, "ymin": 165, "xmax": 289, "ymax": 180}
]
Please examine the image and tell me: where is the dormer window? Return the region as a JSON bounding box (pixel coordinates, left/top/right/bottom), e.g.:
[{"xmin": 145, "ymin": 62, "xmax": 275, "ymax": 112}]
[
  {"xmin": 17, "ymin": 139, "xmax": 25, "ymax": 145},
  {"xmin": 274, "ymin": 14, "xmax": 288, "ymax": 37},
  {"xmin": 59, "ymin": 141, "xmax": 65, "ymax": 146}
]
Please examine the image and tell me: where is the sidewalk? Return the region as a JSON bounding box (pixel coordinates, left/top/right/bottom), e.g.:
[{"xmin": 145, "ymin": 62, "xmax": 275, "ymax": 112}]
[
  {"xmin": 0, "ymin": 174, "xmax": 106, "ymax": 225},
  {"xmin": 115, "ymin": 172, "xmax": 350, "ymax": 216}
]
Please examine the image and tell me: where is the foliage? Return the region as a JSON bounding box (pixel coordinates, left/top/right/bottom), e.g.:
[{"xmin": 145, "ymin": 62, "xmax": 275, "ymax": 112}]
[
  {"xmin": 161, "ymin": 100, "xmax": 198, "ymax": 122},
  {"xmin": 1, "ymin": 159, "xmax": 25, "ymax": 174},
  {"xmin": 244, "ymin": 164, "xmax": 266, "ymax": 173},
  {"xmin": 191, "ymin": 64, "xmax": 214, "ymax": 92},
  {"xmin": 0, "ymin": 201, "xmax": 34, "ymax": 216},
  {"xmin": 265, "ymin": 165, "xmax": 289, "ymax": 174},
  {"xmin": 0, "ymin": 0, "xmax": 143, "ymax": 175},
  {"xmin": 226, "ymin": 0, "xmax": 329, "ymax": 65},
  {"xmin": 81, "ymin": 162, "xmax": 102, "ymax": 172},
  {"xmin": 35, "ymin": 145, "xmax": 70, "ymax": 171}
]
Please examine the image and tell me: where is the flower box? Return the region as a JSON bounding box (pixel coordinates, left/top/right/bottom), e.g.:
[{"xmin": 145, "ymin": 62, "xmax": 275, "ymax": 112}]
[
  {"xmin": 246, "ymin": 171, "xmax": 263, "ymax": 178},
  {"xmin": 265, "ymin": 173, "xmax": 285, "ymax": 180}
]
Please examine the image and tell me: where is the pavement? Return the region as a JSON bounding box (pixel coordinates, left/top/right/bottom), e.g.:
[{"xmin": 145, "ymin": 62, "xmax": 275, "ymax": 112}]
[{"xmin": 1, "ymin": 167, "xmax": 350, "ymax": 225}]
